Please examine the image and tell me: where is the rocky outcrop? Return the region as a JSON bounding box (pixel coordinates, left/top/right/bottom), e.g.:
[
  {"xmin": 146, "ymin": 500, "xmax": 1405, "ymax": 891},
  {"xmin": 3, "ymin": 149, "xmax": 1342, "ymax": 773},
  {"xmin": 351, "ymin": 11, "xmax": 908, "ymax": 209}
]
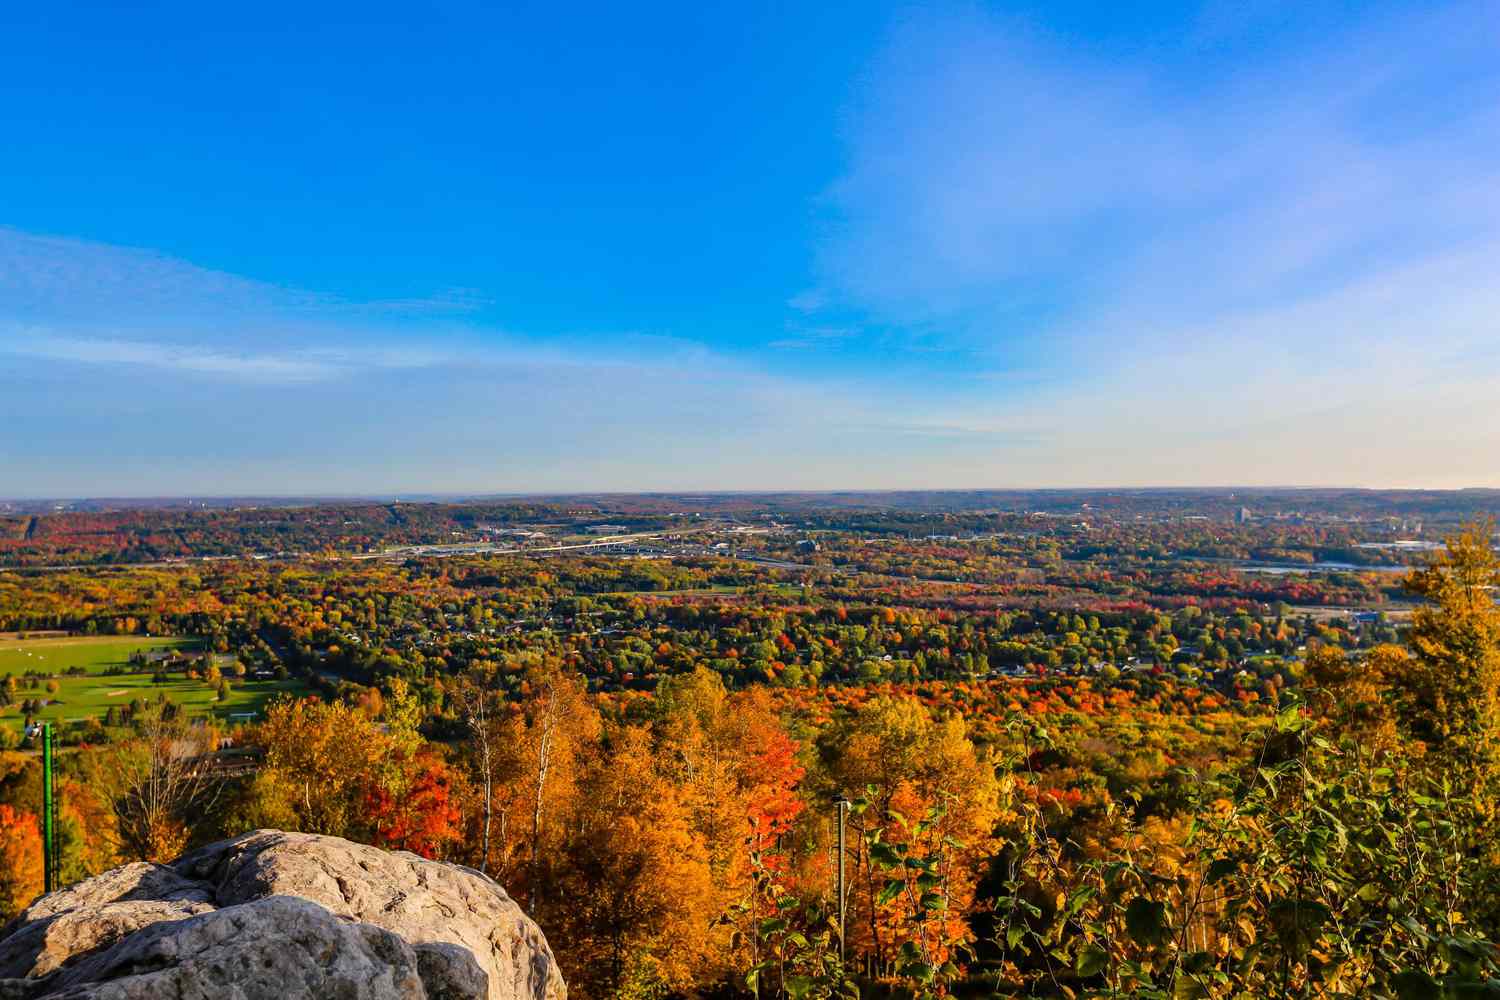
[{"xmin": 0, "ymin": 830, "xmax": 566, "ymax": 1000}]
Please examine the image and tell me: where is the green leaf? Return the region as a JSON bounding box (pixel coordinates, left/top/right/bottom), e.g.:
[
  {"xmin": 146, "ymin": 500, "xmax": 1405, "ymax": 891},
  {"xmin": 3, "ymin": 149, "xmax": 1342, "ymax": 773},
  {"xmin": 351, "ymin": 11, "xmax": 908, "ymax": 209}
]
[
  {"xmin": 1125, "ymin": 897, "xmax": 1169, "ymax": 947},
  {"xmin": 1173, "ymin": 976, "xmax": 1209, "ymax": 999},
  {"xmin": 1066, "ymin": 885, "xmax": 1097, "ymax": 916},
  {"xmin": 1075, "ymin": 943, "xmax": 1109, "ymax": 978},
  {"xmin": 1391, "ymin": 970, "xmax": 1442, "ymax": 1000},
  {"xmin": 1268, "ymin": 898, "xmax": 1331, "ymax": 955},
  {"xmin": 1006, "ymin": 925, "xmax": 1027, "ymax": 950},
  {"xmin": 784, "ymin": 975, "xmax": 814, "ymax": 999},
  {"xmin": 899, "ymin": 960, "xmax": 935, "ymax": 984}
]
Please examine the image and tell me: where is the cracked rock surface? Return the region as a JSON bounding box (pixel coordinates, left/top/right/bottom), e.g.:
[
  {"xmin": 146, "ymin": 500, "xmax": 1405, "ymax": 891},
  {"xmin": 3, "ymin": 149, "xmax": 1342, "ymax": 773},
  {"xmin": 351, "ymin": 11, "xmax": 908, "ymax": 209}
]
[{"xmin": 0, "ymin": 830, "xmax": 566, "ymax": 1000}]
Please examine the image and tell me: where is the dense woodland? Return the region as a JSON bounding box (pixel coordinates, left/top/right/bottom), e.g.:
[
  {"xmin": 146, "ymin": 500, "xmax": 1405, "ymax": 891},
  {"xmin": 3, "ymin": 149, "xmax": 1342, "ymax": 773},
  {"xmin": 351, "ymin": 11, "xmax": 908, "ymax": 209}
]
[{"xmin": 0, "ymin": 495, "xmax": 1496, "ymax": 998}]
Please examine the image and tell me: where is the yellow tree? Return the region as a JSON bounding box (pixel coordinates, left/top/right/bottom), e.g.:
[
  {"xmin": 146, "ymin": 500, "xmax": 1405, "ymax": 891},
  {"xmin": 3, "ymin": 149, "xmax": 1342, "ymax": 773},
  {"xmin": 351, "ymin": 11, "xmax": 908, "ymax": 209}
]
[
  {"xmin": 653, "ymin": 668, "xmax": 748, "ymax": 883},
  {"xmin": 550, "ymin": 724, "xmax": 719, "ymax": 998},
  {"xmin": 653, "ymin": 671, "xmax": 810, "ymax": 981},
  {"xmin": 1301, "ymin": 641, "xmax": 1403, "ymax": 757},
  {"xmin": 0, "ymin": 804, "xmax": 41, "ymax": 919},
  {"xmin": 247, "ymin": 696, "xmax": 392, "ymax": 837},
  {"xmin": 817, "ymin": 696, "xmax": 1000, "ymax": 976},
  {"xmin": 496, "ymin": 666, "xmax": 600, "ymax": 914},
  {"xmin": 381, "ymin": 675, "xmax": 425, "ymax": 757},
  {"xmin": 57, "ymin": 778, "xmax": 121, "ymax": 883},
  {"xmin": 93, "ymin": 702, "xmax": 220, "ymax": 861},
  {"xmin": 1395, "ymin": 523, "xmax": 1500, "ymax": 812},
  {"xmin": 453, "ymin": 664, "xmax": 517, "ymax": 877}
]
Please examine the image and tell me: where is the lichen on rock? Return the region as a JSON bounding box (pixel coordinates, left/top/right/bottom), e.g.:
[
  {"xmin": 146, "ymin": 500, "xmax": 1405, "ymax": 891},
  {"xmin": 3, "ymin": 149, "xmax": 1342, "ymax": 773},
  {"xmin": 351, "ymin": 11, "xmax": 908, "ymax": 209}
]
[{"xmin": 0, "ymin": 830, "xmax": 566, "ymax": 1000}]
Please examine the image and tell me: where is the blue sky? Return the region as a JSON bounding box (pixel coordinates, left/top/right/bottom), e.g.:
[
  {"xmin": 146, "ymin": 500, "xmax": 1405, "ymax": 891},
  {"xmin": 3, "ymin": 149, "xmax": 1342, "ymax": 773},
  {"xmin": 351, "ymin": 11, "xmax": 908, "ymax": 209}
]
[{"xmin": 3, "ymin": 0, "xmax": 1499, "ymax": 495}]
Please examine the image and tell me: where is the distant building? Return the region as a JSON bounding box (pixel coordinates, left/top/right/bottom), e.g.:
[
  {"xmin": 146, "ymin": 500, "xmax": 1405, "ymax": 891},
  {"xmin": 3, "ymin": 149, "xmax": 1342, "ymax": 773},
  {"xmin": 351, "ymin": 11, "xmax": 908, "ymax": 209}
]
[
  {"xmin": 1237, "ymin": 507, "xmax": 1253, "ymax": 523},
  {"xmin": 585, "ymin": 525, "xmax": 628, "ymax": 535}
]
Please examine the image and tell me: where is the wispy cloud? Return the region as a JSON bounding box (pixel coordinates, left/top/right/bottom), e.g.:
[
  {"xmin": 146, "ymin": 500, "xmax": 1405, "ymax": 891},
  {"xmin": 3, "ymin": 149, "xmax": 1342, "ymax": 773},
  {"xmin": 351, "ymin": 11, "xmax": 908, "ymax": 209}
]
[
  {"xmin": 781, "ymin": 0, "xmax": 1500, "ymax": 485},
  {"xmin": 7, "ymin": 334, "xmax": 348, "ymax": 382},
  {"xmin": 808, "ymin": 1, "xmax": 1500, "ymax": 368},
  {"xmin": 0, "ymin": 227, "xmax": 317, "ymax": 323},
  {"xmin": 1, "ymin": 331, "xmax": 467, "ymax": 383},
  {"xmin": 0, "ymin": 227, "xmax": 505, "ymax": 385},
  {"xmin": 0, "ymin": 227, "xmax": 489, "ymax": 328},
  {"xmin": 1, "ymin": 223, "xmax": 1016, "ymax": 494},
  {"xmin": 6, "ymin": 2, "xmax": 1500, "ymax": 493},
  {"xmin": 768, "ymin": 325, "xmax": 858, "ymax": 351}
]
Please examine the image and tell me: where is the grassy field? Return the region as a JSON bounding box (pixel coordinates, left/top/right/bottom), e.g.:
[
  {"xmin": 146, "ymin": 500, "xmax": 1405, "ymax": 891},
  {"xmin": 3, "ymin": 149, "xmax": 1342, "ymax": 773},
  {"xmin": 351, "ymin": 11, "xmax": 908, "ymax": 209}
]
[
  {"xmin": 0, "ymin": 635, "xmax": 306, "ymax": 732},
  {"xmin": 606, "ymin": 584, "xmax": 745, "ymax": 596},
  {"xmin": 0, "ymin": 635, "xmax": 200, "ymax": 677},
  {"xmin": 0, "ymin": 673, "xmax": 309, "ymax": 733}
]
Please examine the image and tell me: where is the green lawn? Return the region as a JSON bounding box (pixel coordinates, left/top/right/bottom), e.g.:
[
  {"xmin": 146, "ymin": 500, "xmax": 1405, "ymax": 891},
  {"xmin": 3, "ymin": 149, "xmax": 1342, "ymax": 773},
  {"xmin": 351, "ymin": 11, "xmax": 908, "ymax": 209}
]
[
  {"xmin": 0, "ymin": 672, "xmax": 309, "ymax": 732},
  {"xmin": 0, "ymin": 635, "xmax": 200, "ymax": 677}
]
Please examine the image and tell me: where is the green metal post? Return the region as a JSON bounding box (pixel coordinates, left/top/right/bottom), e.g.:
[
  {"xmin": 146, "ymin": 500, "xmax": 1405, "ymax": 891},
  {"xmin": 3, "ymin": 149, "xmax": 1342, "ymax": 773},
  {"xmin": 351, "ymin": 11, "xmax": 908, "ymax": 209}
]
[{"xmin": 42, "ymin": 723, "xmax": 53, "ymax": 895}]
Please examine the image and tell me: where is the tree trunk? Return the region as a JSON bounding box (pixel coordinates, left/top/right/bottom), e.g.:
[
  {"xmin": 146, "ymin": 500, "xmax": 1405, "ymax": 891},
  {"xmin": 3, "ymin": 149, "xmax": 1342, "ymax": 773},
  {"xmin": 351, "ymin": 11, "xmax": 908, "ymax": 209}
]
[{"xmin": 528, "ymin": 684, "xmax": 557, "ymax": 914}]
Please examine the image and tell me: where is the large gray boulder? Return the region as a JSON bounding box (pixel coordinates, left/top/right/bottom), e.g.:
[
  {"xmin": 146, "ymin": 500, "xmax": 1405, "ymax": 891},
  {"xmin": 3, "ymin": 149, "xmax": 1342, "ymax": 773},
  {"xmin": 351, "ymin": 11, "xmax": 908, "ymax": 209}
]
[
  {"xmin": 40, "ymin": 896, "xmax": 426, "ymax": 1000},
  {"xmin": 0, "ymin": 830, "xmax": 566, "ymax": 1000}
]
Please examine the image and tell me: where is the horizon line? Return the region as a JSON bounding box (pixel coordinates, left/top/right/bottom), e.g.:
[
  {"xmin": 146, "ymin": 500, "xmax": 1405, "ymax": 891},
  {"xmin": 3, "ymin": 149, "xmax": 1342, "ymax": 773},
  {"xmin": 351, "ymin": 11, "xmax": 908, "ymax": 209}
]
[{"xmin": 7, "ymin": 484, "xmax": 1500, "ymax": 506}]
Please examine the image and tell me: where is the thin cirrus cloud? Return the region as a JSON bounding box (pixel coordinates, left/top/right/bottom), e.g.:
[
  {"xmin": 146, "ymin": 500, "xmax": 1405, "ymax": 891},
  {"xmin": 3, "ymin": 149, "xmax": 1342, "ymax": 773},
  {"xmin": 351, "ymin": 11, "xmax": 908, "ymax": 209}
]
[
  {"xmin": 1, "ymin": 329, "xmax": 457, "ymax": 393},
  {"xmin": 6, "ymin": 2, "xmax": 1500, "ymax": 493},
  {"xmin": 782, "ymin": 1, "xmax": 1500, "ymax": 485},
  {"xmin": 808, "ymin": 2, "xmax": 1500, "ymax": 368},
  {"xmin": 0, "ymin": 227, "xmax": 664, "ymax": 384},
  {"xmin": 0, "ymin": 225, "xmax": 1017, "ymax": 495},
  {"xmin": 0, "ymin": 226, "xmax": 490, "ymax": 327},
  {"xmin": 0, "ymin": 231, "xmax": 488, "ymax": 387},
  {"xmin": 4, "ymin": 332, "xmax": 395, "ymax": 383}
]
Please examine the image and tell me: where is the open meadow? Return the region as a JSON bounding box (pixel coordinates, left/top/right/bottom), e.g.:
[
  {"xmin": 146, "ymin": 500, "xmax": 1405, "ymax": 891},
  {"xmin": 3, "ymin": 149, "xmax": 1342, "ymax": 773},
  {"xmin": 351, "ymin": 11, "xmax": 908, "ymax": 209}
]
[
  {"xmin": 0, "ymin": 635, "xmax": 198, "ymax": 676},
  {"xmin": 0, "ymin": 635, "xmax": 306, "ymax": 732},
  {"xmin": 0, "ymin": 672, "xmax": 309, "ymax": 733}
]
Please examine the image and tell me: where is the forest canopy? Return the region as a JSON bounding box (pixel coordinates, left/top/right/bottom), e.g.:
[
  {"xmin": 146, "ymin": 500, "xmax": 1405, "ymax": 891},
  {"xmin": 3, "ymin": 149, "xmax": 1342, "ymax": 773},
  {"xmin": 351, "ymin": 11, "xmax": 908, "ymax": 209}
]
[{"xmin": 0, "ymin": 497, "xmax": 1495, "ymax": 999}]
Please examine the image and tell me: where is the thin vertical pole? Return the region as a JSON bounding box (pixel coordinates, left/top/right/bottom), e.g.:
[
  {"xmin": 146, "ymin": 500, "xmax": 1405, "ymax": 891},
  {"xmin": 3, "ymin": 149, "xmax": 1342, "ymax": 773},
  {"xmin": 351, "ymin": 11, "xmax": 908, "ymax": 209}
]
[
  {"xmin": 835, "ymin": 796, "xmax": 848, "ymax": 964},
  {"xmin": 42, "ymin": 723, "xmax": 54, "ymax": 894}
]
